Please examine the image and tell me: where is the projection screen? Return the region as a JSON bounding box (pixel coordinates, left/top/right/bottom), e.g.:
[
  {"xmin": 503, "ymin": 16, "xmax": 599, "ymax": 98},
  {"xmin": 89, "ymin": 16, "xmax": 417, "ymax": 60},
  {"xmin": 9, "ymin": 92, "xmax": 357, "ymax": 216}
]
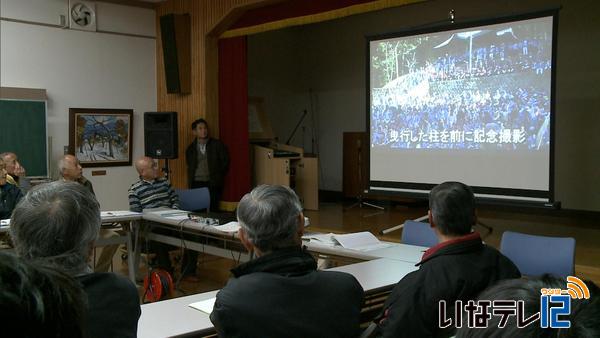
[{"xmin": 368, "ymin": 11, "xmax": 557, "ymax": 204}]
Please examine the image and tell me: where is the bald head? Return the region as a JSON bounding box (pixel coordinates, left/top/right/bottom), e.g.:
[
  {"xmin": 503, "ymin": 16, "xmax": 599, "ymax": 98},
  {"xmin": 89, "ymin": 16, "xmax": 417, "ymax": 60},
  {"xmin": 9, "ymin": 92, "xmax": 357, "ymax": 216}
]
[
  {"xmin": 58, "ymin": 155, "xmax": 82, "ymax": 181},
  {"xmin": 135, "ymin": 156, "xmax": 158, "ymax": 181}
]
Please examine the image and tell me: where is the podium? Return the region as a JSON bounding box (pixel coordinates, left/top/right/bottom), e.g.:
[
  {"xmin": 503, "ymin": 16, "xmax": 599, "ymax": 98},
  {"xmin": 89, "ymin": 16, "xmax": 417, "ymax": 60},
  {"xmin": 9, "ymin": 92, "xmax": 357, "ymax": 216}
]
[{"xmin": 252, "ymin": 143, "xmax": 319, "ymax": 210}]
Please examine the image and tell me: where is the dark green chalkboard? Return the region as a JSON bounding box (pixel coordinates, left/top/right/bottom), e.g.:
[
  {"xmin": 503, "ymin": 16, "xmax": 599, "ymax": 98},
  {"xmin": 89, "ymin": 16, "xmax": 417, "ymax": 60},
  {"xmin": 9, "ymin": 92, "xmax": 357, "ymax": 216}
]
[{"xmin": 0, "ymin": 100, "xmax": 47, "ymax": 176}]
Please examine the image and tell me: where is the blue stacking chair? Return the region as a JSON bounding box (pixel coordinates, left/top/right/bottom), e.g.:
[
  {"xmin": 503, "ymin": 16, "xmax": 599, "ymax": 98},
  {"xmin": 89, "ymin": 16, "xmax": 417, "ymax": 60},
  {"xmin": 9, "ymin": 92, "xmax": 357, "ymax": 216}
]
[
  {"xmin": 175, "ymin": 188, "xmax": 211, "ymax": 212},
  {"xmin": 401, "ymin": 220, "xmax": 438, "ymax": 248},
  {"xmin": 500, "ymin": 231, "xmax": 576, "ymax": 278}
]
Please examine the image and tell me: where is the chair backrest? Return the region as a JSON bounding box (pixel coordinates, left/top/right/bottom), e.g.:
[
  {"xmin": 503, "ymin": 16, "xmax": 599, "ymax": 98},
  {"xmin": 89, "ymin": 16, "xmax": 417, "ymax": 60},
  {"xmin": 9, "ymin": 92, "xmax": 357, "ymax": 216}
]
[
  {"xmin": 401, "ymin": 220, "xmax": 438, "ymax": 248},
  {"xmin": 500, "ymin": 231, "xmax": 575, "ymax": 278},
  {"xmin": 175, "ymin": 188, "xmax": 210, "ymax": 212}
]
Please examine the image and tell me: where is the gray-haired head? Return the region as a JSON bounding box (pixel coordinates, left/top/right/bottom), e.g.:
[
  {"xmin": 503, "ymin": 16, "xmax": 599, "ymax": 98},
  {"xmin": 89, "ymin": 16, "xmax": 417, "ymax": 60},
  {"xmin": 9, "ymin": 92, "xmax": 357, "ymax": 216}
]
[
  {"xmin": 429, "ymin": 181, "xmax": 475, "ymax": 236},
  {"xmin": 237, "ymin": 185, "xmax": 303, "ymax": 252},
  {"xmin": 10, "ymin": 181, "xmax": 101, "ymax": 276}
]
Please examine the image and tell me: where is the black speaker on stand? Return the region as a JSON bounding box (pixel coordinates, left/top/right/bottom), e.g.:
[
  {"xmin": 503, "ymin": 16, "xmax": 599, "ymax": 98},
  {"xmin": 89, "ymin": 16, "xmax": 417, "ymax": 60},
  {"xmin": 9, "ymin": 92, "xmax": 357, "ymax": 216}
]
[
  {"xmin": 343, "ymin": 134, "xmax": 384, "ymax": 214},
  {"xmin": 144, "ymin": 112, "xmax": 178, "ymax": 179}
]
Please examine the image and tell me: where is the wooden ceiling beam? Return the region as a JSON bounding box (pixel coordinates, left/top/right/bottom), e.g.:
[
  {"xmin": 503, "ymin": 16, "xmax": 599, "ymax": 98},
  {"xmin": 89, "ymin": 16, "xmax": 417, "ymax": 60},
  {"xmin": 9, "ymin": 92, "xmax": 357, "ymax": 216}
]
[{"xmin": 95, "ymin": 0, "xmax": 160, "ymax": 10}]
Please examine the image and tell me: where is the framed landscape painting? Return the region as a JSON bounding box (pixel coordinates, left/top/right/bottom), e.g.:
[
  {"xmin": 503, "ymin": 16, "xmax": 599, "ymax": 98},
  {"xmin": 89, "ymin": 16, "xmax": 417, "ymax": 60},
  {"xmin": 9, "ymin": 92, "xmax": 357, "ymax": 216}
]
[{"xmin": 69, "ymin": 108, "xmax": 133, "ymax": 167}]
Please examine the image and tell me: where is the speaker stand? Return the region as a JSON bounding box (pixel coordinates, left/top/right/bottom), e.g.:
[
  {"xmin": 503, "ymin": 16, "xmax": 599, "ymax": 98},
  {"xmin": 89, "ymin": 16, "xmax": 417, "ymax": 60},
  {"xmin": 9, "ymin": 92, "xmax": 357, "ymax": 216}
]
[
  {"xmin": 345, "ymin": 195, "xmax": 385, "ymax": 211},
  {"xmin": 344, "ymin": 194, "xmax": 385, "ymax": 218},
  {"xmin": 162, "ymin": 159, "xmax": 170, "ymax": 180}
]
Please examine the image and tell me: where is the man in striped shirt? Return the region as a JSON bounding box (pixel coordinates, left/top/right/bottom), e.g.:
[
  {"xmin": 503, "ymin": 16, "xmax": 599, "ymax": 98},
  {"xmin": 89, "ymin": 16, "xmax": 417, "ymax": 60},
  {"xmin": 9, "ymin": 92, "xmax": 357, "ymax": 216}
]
[
  {"xmin": 128, "ymin": 156, "xmax": 181, "ymax": 274},
  {"xmin": 128, "ymin": 157, "xmax": 178, "ymax": 212}
]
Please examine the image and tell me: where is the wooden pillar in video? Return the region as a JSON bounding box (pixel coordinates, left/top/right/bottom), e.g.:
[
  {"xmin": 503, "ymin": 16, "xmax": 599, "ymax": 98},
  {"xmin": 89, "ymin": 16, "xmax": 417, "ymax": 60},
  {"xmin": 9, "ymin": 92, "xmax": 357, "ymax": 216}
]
[{"xmin": 343, "ymin": 132, "xmax": 369, "ymax": 198}]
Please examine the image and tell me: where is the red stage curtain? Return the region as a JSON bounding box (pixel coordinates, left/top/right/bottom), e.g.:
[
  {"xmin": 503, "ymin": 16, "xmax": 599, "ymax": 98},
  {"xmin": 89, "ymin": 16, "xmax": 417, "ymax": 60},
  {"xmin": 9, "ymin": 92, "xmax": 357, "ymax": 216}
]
[{"xmin": 218, "ymin": 36, "xmax": 250, "ymax": 203}]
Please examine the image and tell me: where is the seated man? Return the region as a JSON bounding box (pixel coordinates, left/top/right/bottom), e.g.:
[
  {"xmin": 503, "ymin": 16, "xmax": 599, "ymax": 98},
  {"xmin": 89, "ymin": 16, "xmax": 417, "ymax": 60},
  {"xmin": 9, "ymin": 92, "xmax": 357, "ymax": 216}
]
[
  {"xmin": 59, "ymin": 154, "xmax": 119, "ymax": 273},
  {"xmin": 210, "ymin": 185, "xmax": 365, "ymax": 337},
  {"xmin": 377, "ymin": 181, "xmax": 521, "ymax": 337},
  {"xmin": 128, "ymin": 156, "xmax": 178, "ymax": 212},
  {"xmin": 0, "ymin": 159, "xmax": 23, "ymax": 219},
  {"xmin": 58, "ymin": 154, "xmax": 94, "ymax": 194},
  {"xmin": 128, "ymin": 156, "xmax": 194, "ymax": 275},
  {"xmin": 10, "ymin": 181, "xmax": 141, "ymax": 338},
  {"xmin": 0, "ymin": 251, "xmax": 87, "ymax": 338},
  {"xmin": 0, "ymin": 152, "xmax": 31, "ymax": 192}
]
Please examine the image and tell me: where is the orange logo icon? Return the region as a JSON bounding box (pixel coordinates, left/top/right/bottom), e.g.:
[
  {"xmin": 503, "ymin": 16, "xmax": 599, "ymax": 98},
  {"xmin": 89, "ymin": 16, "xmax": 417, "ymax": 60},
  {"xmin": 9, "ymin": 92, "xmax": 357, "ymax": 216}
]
[{"xmin": 565, "ymin": 276, "xmax": 590, "ymax": 299}]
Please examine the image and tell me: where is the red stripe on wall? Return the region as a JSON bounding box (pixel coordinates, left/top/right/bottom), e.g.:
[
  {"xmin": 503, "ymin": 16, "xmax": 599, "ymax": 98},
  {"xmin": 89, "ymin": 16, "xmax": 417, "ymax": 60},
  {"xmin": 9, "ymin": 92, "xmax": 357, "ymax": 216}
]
[{"xmin": 218, "ymin": 36, "xmax": 251, "ymax": 202}]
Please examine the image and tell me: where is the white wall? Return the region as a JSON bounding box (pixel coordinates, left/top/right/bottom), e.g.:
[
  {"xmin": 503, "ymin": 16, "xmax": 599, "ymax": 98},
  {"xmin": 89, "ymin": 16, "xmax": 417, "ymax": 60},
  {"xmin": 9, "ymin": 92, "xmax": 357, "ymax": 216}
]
[
  {"xmin": 248, "ymin": 0, "xmax": 600, "ymax": 211},
  {"xmin": 1, "ymin": 1, "xmax": 156, "ymax": 210}
]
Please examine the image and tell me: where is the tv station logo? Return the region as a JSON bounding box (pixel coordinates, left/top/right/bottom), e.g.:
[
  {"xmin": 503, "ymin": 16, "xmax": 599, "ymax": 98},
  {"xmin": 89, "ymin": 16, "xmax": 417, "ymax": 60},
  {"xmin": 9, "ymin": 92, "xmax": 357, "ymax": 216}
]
[{"xmin": 439, "ymin": 276, "xmax": 591, "ymax": 329}]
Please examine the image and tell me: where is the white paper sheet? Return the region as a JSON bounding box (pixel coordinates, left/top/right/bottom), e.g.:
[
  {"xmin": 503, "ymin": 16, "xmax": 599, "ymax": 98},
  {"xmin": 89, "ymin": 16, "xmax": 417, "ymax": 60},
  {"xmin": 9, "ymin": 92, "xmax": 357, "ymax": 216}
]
[
  {"xmin": 189, "ymin": 297, "xmax": 216, "ymax": 314},
  {"xmin": 163, "ymin": 214, "xmax": 190, "ymax": 221},
  {"xmin": 213, "ymin": 221, "xmax": 241, "ymax": 233},
  {"xmin": 148, "ymin": 210, "xmax": 189, "ymax": 219},
  {"xmin": 302, "ymin": 232, "xmax": 337, "ymax": 246},
  {"xmin": 100, "ymin": 210, "xmax": 142, "ymax": 217},
  {"xmin": 333, "ymin": 232, "xmax": 391, "ymax": 251}
]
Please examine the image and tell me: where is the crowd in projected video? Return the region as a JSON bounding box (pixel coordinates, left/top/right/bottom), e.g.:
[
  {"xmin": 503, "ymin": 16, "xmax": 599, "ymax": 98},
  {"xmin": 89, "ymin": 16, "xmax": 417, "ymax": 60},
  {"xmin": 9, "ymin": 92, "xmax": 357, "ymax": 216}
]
[{"xmin": 370, "ymin": 17, "xmax": 553, "ymax": 150}]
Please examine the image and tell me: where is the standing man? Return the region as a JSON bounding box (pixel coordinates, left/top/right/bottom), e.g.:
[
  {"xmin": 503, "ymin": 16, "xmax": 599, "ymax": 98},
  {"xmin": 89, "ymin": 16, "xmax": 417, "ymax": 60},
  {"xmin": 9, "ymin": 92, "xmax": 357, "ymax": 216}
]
[
  {"xmin": 1, "ymin": 152, "xmax": 31, "ymax": 192},
  {"xmin": 59, "ymin": 154, "xmax": 118, "ymax": 274},
  {"xmin": 185, "ymin": 118, "xmax": 229, "ymax": 211}
]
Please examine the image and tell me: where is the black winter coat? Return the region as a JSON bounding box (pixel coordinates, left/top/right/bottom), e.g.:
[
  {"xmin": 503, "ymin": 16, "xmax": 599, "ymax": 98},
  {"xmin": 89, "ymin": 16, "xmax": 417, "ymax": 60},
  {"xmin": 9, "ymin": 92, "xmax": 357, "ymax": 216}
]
[
  {"xmin": 210, "ymin": 247, "xmax": 365, "ymax": 338},
  {"xmin": 185, "ymin": 138, "xmax": 229, "ymax": 189},
  {"xmin": 378, "ymin": 232, "xmax": 521, "ymax": 338},
  {"xmin": 0, "ymin": 183, "xmax": 23, "ymax": 219}
]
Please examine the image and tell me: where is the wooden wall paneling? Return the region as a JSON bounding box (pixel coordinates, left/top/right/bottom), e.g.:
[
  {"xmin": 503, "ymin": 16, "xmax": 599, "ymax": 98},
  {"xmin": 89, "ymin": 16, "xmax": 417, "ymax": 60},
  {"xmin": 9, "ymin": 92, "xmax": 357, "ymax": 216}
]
[{"xmin": 156, "ymin": 0, "xmax": 266, "ymax": 189}]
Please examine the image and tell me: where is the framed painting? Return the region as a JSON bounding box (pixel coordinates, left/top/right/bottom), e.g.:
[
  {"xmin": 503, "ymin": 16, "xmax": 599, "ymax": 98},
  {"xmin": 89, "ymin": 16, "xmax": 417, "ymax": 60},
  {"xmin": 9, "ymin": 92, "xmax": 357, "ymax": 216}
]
[{"xmin": 69, "ymin": 108, "xmax": 133, "ymax": 167}]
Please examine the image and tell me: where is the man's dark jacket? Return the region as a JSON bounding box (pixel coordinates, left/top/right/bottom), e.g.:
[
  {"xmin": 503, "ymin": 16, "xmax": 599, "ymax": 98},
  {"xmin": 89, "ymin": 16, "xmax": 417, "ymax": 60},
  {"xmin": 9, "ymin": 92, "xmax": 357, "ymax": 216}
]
[
  {"xmin": 378, "ymin": 232, "xmax": 521, "ymax": 338},
  {"xmin": 185, "ymin": 138, "xmax": 229, "ymax": 188},
  {"xmin": 77, "ymin": 272, "xmax": 141, "ymax": 338},
  {"xmin": 210, "ymin": 247, "xmax": 365, "ymax": 338},
  {"xmin": 0, "ymin": 182, "xmax": 23, "ymax": 219}
]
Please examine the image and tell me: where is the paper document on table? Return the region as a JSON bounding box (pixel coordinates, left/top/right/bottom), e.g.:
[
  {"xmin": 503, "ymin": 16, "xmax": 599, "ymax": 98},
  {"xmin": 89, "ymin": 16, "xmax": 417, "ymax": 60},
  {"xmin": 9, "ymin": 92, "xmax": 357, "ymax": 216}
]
[
  {"xmin": 101, "ymin": 210, "xmax": 142, "ymax": 217},
  {"xmin": 189, "ymin": 297, "xmax": 216, "ymax": 314},
  {"xmin": 302, "ymin": 233, "xmax": 337, "ymax": 246},
  {"xmin": 333, "ymin": 232, "xmax": 391, "ymax": 251},
  {"xmin": 148, "ymin": 210, "xmax": 189, "ymax": 219},
  {"xmin": 163, "ymin": 214, "xmax": 190, "ymax": 221},
  {"xmin": 213, "ymin": 221, "xmax": 241, "ymax": 233}
]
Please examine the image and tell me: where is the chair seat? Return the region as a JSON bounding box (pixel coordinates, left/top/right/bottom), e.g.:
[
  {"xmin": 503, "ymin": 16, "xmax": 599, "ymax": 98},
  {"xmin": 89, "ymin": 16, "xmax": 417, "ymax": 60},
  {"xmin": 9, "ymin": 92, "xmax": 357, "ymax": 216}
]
[
  {"xmin": 500, "ymin": 231, "xmax": 575, "ymax": 278},
  {"xmin": 401, "ymin": 220, "xmax": 438, "ymax": 248},
  {"xmin": 175, "ymin": 188, "xmax": 210, "ymax": 212}
]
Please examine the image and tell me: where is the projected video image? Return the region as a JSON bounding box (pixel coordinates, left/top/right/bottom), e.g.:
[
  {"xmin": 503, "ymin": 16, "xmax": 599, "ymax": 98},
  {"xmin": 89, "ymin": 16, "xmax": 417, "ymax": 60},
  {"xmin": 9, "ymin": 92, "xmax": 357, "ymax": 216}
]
[{"xmin": 370, "ymin": 17, "xmax": 552, "ymax": 150}]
